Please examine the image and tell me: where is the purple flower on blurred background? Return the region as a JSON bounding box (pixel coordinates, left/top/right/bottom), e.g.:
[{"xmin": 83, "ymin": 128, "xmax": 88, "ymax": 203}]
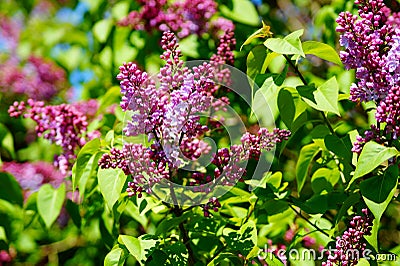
[
  {"xmin": 0, "ymin": 55, "xmax": 69, "ymax": 101},
  {"xmin": 118, "ymin": 0, "xmax": 234, "ymax": 38},
  {"xmin": 1, "ymin": 161, "xmax": 65, "ymax": 198},
  {"xmin": 8, "ymin": 99, "xmax": 98, "ymax": 174}
]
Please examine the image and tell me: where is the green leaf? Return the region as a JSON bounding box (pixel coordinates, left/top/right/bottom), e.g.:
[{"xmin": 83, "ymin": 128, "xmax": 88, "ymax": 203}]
[
  {"xmin": 98, "ymin": 168, "xmax": 127, "ymax": 210},
  {"xmin": 155, "ymin": 212, "xmax": 192, "ymax": 236},
  {"xmin": 120, "ymin": 235, "xmax": 140, "ymax": 263},
  {"xmin": 302, "ymin": 41, "xmax": 342, "ymax": 65},
  {"xmin": 301, "ymin": 77, "xmax": 340, "ymax": 115},
  {"xmin": 120, "ymin": 235, "xmax": 159, "ymax": 265},
  {"xmin": 310, "ymin": 125, "xmax": 331, "ymax": 140},
  {"xmin": 264, "ymin": 29, "xmax": 305, "ymax": 57},
  {"xmin": 0, "ymin": 173, "xmax": 23, "ymax": 206},
  {"xmin": 278, "ymin": 89, "xmax": 295, "ymax": 128},
  {"xmin": 363, "ymin": 168, "xmax": 398, "ymax": 251},
  {"xmin": 99, "ymin": 86, "xmax": 121, "ymax": 113},
  {"xmin": 297, "ymin": 84, "xmax": 317, "ymax": 104},
  {"xmin": 0, "ymin": 226, "xmax": 7, "ymax": 242},
  {"xmin": 224, "ymin": 220, "xmax": 257, "ymax": 256},
  {"xmin": 296, "ymin": 143, "xmax": 321, "ymax": 193},
  {"xmin": 65, "ymin": 199, "xmax": 81, "ymax": 229},
  {"xmin": 93, "ymin": 19, "xmax": 113, "ymax": 43},
  {"xmin": 350, "ymin": 142, "xmax": 399, "ymax": 187},
  {"xmin": 111, "ymin": 1, "xmax": 130, "ymax": 20},
  {"xmin": 72, "ymin": 138, "xmax": 101, "ymax": 191},
  {"xmin": 247, "ymin": 45, "xmax": 269, "ymax": 81},
  {"xmin": 37, "ymin": 183, "xmax": 66, "ymax": 228},
  {"xmin": 334, "ymin": 193, "xmax": 361, "ymax": 225},
  {"xmin": 220, "ymin": 0, "xmax": 260, "ymax": 26},
  {"xmin": 311, "ymin": 168, "xmax": 340, "ymax": 194},
  {"xmin": 360, "ymin": 165, "xmax": 398, "ymax": 204},
  {"xmin": 178, "ymin": 35, "xmax": 199, "ymax": 58},
  {"xmin": 324, "ymin": 134, "xmax": 352, "ymax": 162},
  {"xmin": 104, "ymin": 247, "xmax": 125, "ymax": 266},
  {"xmin": 252, "ymin": 77, "xmax": 280, "ymax": 124},
  {"xmin": 0, "ymin": 123, "xmax": 15, "ymax": 158}
]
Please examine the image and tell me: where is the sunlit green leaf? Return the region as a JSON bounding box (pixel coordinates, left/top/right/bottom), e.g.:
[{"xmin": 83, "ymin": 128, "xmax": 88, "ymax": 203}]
[
  {"xmin": 301, "ymin": 77, "xmax": 340, "ymax": 115},
  {"xmin": 302, "ymin": 41, "xmax": 342, "ymax": 65},
  {"xmin": 350, "ymin": 142, "xmax": 399, "ymax": 187},
  {"xmin": 220, "ymin": 0, "xmax": 260, "ymax": 26},
  {"xmin": 93, "ymin": 19, "xmax": 113, "ymax": 43},
  {"xmin": 296, "ymin": 143, "xmax": 321, "ymax": 193},
  {"xmin": 37, "ymin": 183, "xmax": 66, "ymax": 228},
  {"xmin": 98, "ymin": 168, "xmax": 127, "ymax": 210},
  {"xmin": 264, "ymin": 29, "xmax": 305, "ymax": 57}
]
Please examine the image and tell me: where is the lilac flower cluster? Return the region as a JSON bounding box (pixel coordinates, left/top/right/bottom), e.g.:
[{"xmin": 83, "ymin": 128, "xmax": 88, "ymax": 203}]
[
  {"xmin": 0, "ymin": 56, "xmax": 69, "ymax": 101},
  {"xmin": 337, "ymin": 0, "xmax": 400, "ymax": 152},
  {"xmin": 202, "ymin": 197, "xmax": 221, "ymax": 217},
  {"xmin": 8, "ymin": 99, "xmax": 91, "ymax": 174},
  {"xmin": 336, "ymin": 0, "xmax": 398, "ymax": 102},
  {"xmin": 323, "ymin": 208, "xmax": 373, "ymax": 266},
  {"xmin": 118, "ymin": 0, "xmax": 234, "ymax": 38},
  {"xmin": 99, "ymin": 31, "xmax": 291, "ymax": 204},
  {"xmin": 1, "ymin": 161, "xmax": 65, "ymax": 199}
]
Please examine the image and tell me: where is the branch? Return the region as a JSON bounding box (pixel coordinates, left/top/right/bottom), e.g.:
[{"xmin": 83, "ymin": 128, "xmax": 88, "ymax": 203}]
[
  {"xmin": 289, "ymin": 204, "xmax": 333, "ymax": 239},
  {"xmin": 283, "ymin": 54, "xmax": 335, "ymax": 135}
]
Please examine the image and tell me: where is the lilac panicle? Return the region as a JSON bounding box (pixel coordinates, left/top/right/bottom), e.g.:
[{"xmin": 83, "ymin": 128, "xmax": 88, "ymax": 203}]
[
  {"xmin": 336, "ymin": 0, "xmax": 397, "ymax": 102},
  {"xmin": 118, "ymin": 0, "xmax": 234, "ymax": 38},
  {"xmin": 1, "ymin": 161, "xmax": 65, "ymax": 199},
  {"xmin": 323, "ymin": 209, "xmax": 373, "ymax": 266},
  {"xmin": 0, "ymin": 55, "xmax": 69, "ymax": 101},
  {"xmin": 8, "ymin": 99, "xmax": 90, "ymax": 174},
  {"xmin": 117, "ymin": 62, "xmax": 162, "ymax": 136},
  {"xmin": 337, "ymin": 0, "xmax": 400, "ymax": 153},
  {"xmin": 100, "ymin": 31, "xmax": 291, "ymax": 210}
]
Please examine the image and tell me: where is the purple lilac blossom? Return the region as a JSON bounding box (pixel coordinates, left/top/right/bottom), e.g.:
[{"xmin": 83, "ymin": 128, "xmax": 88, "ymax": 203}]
[
  {"xmin": 1, "ymin": 161, "xmax": 65, "ymax": 199},
  {"xmin": 8, "ymin": 100, "xmax": 90, "ymax": 174},
  {"xmin": 0, "ymin": 55, "xmax": 69, "ymax": 101},
  {"xmin": 99, "ymin": 31, "xmax": 291, "ymax": 204},
  {"xmin": 118, "ymin": 0, "xmax": 234, "ymax": 38},
  {"xmin": 323, "ymin": 209, "xmax": 373, "ymax": 266},
  {"xmin": 337, "ymin": 0, "xmax": 400, "ymax": 153}
]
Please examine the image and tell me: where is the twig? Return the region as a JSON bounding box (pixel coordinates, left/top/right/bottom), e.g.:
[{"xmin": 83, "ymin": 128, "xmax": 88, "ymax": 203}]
[
  {"xmin": 289, "ymin": 204, "xmax": 333, "ymax": 239},
  {"xmin": 283, "ymin": 54, "xmax": 335, "ymax": 135},
  {"xmin": 169, "ymin": 183, "xmax": 196, "ymax": 265}
]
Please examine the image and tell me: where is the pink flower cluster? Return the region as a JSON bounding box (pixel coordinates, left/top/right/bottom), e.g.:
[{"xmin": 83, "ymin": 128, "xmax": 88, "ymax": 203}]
[
  {"xmin": 99, "ymin": 31, "xmax": 291, "ymax": 203},
  {"xmin": 8, "ymin": 99, "xmax": 98, "ymax": 174},
  {"xmin": 118, "ymin": 0, "xmax": 234, "ymax": 38},
  {"xmin": 336, "ymin": 0, "xmax": 399, "ymax": 102},
  {"xmin": 1, "ymin": 161, "xmax": 65, "ymax": 198},
  {"xmin": 323, "ymin": 209, "xmax": 373, "ymax": 266},
  {"xmin": 0, "ymin": 56, "xmax": 69, "ymax": 101},
  {"xmin": 337, "ymin": 0, "xmax": 400, "ymax": 152}
]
